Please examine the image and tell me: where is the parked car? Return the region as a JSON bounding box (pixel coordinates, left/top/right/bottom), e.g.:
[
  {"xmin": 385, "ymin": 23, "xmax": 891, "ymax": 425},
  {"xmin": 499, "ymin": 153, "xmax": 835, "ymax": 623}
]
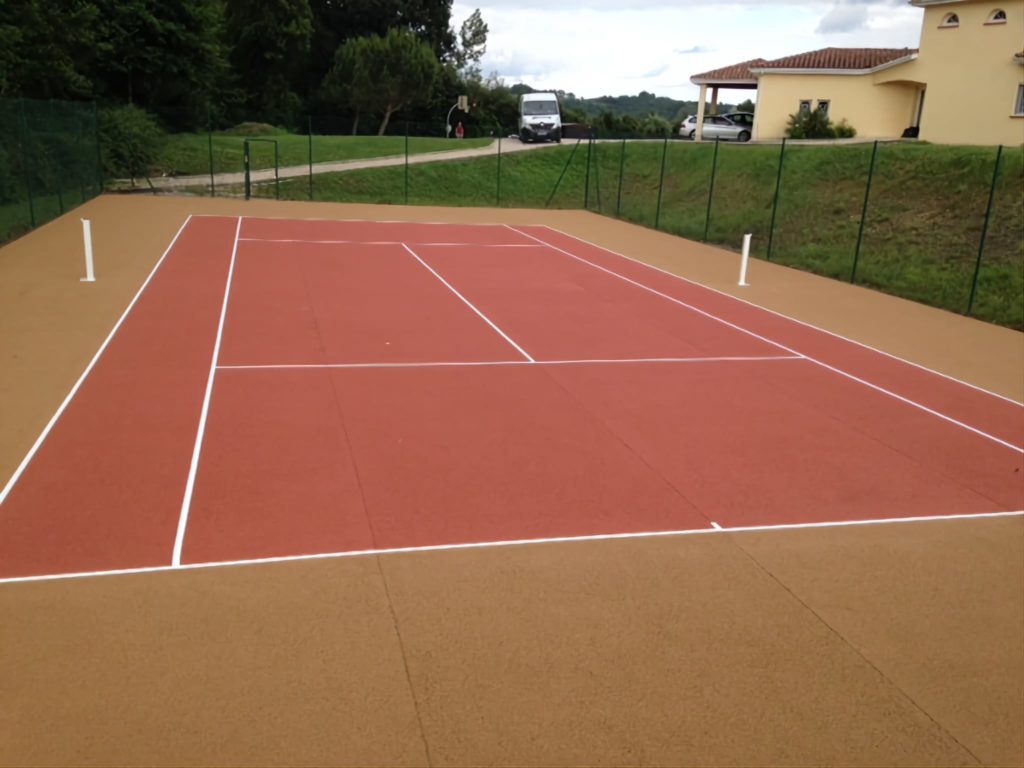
[
  {"xmin": 722, "ymin": 111, "xmax": 754, "ymax": 128},
  {"xmin": 679, "ymin": 114, "xmax": 752, "ymax": 142}
]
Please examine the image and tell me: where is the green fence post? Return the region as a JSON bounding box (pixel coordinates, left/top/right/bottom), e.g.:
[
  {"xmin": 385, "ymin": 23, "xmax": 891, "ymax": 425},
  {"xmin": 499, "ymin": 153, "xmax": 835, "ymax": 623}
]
[
  {"xmin": 308, "ymin": 115, "xmax": 314, "ymax": 200},
  {"xmin": 583, "ymin": 134, "xmax": 593, "ymax": 209},
  {"xmin": 765, "ymin": 138, "xmax": 787, "ymax": 261},
  {"xmin": 850, "ymin": 140, "xmax": 879, "ymax": 284},
  {"xmin": 967, "ymin": 144, "xmax": 1004, "ymax": 316},
  {"xmin": 496, "ymin": 133, "xmax": 503, "ymax": 206},
  {"xmin": 545, "ymin": 137, "xmax": 582, "ymax": 208},
  {"xmin": 404, "ymin": 123, "xmax": 410, "ymax": 205},
  {"xmin": 49, "ymin": 101, "xmax": 65, "ymax": 214},
  {"xmin": 92, "ymin": 101, "xmax": 103, "ymax": 196},
  {"xmin": 207, "ymin": 128, "xmax": 215, "ymax": 197},
  {"xmin": 274, "ymin": 140, "xmax": 280, "ymax": 199},
  {"xmin": 702, "ymin": 137, "xmax": 720, "ymax": 242},
  {"xmin": 243, "ymin": 139, "xmax": 251, "ymax": 200},
  {"xmin": 593, "ymin": 137, "xmax": 603, "ymax": 212},
  {"xmin": 19, "ymin": 100, "xmax": 36, "ymax": 228},
  {"xmin": 615, "ymin": 138, "xmax": 626, "ymax": 217},
  {"xmin": 654, "ymin": 136, "xmax": 669, "ymax": 230},
  {"xmin": 77, "ymin": 110, "xmax": 87, "ymax": 204}
]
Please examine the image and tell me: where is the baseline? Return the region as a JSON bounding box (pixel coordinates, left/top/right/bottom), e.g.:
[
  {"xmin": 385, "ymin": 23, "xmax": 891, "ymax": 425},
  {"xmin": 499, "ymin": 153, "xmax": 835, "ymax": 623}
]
[{"xmin": 2, "ymin": 510, "xmax": 1020, "ymax": 586}]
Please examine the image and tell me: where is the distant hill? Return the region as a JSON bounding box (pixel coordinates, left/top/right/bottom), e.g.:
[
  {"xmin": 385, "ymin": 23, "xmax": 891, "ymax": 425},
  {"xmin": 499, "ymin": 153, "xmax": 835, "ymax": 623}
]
[{"xmin": 509, "ymin": 85, "xmax": 736, "ymax": 123}]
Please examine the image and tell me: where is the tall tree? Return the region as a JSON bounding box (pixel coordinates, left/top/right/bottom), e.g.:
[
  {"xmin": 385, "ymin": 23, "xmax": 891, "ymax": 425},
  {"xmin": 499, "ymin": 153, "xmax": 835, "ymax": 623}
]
[
  {"xmin": 0, "ymin": 0, "xmax": 99, "ymax": 99},
  {"xmin": 452, "ymin": 9, "xmax": 487, "ymax": 74},
  {"xmin": 372, "ymin": 29, "xmax": 439, "ymax": 134},
  {"xmin": 91, "ymin": 0, "xmax": 232, "ymax": 122},
  {"xmin": 324, "ymin": 29, "xmax": 438, "ymax": 135},
  {"xmin": 306, "ymin": 0, "xmax": 455, "ymax": 108},
  {"xmin": 225, "ymin": 0, "xmax": 313, "ymax": 122},
  {"xmin": 320, "ymin": 37, "xmax": 373, "ymax": 134}
]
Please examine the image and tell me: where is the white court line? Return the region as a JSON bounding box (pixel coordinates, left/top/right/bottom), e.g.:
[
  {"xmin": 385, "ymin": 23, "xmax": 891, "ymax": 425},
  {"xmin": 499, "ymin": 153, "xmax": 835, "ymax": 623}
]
[
  {"xmin": 401, "ymin": 243, "xmax": 534, "ymax": 362},
  {"xmin": 204, "ymin": 213, "xmax": 534, "ymax": 231},
  {"xmin": 2, "ymin": 509, "xmax": 1020, "ymax": 586},
  {"xmin": 0, "ymin": 215, "xmax": 195, "ymax": 507},
  {"xmin": 171, "ymin": 216, "xmax": 243, "ymax": 567},
  {"xmin": 238, "ymin": 237, "xmax": 537, "ymax": 248},
  {"xmin": 540, "ymin": 225, "xmax": 1023, "ymax": 408},
  {"xmin": 508, "ymin": 226, "xmax": 1024, "ymax": 454},
  {"xmin": 216, "ymin": 355, "xmax": 803, "ymax": 371}
]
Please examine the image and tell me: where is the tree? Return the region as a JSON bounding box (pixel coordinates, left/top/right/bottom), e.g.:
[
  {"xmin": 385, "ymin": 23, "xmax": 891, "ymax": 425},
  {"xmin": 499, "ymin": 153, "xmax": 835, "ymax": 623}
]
[
  {"xmin": 0, "ymin": 0, "xmax": 99, "ymax": 99},
  {"xmin": 225, "ymin": 0, "xmax": 313, "ymax": 122},
  {"xmin": 339, "ymin": 29, "xmax": 439, "ymax": 135},
  {"xmin": 735, "ymin": 97, "xmax": 756, "ymax": 113},
  {"xmin": 321, "ymin": 37, "xmax": 374, "ymax": 134},
  {"xmin": 90, "ymin": 0, "xmax": 233, "ymax": 123},
  {"xmin": 453, "ymin": 9, "xmax": 487, "ymax": 74}
]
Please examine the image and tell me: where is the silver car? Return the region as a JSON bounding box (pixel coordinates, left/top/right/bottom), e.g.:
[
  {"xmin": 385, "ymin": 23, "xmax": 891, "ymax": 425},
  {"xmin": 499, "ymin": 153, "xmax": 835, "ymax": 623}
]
[{"xmin": 679, "ymin": 114, "xmax": 752, "ymax": 142}]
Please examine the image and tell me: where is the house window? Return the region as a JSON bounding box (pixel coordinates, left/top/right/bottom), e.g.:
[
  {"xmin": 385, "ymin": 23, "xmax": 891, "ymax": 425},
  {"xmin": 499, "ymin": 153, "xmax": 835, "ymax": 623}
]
[
  {"xmin": 1015, "ymin": 84, "xmax": 1024, "ymax": 115},
  {"xmin": 940, "ymin": 12, "xmax": 959, "ymax": 26},
  {"xmin": 987, "ymin": 9, "xmax": 1007, "ymax": 23},
  {"xmin": 817, "ymin": 100, "xmax": 831, "ymax": 116},
  {"xmin": 799, "ymin": 100, "xmax": 812, "ymax": 113}
]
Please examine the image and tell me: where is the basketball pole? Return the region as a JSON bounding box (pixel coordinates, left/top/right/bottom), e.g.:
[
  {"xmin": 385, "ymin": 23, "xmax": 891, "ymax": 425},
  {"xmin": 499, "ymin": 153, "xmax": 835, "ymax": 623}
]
[{"xmin": 81, "ymin": 218, "xmax": 96, "ymax": 282}]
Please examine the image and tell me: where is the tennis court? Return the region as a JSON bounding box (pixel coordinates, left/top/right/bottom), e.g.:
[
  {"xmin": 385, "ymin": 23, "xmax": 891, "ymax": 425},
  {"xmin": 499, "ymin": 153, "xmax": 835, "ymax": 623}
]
[{"xmin": 0, "ymin": 213, "xmax": 1019, "ymax": 583}]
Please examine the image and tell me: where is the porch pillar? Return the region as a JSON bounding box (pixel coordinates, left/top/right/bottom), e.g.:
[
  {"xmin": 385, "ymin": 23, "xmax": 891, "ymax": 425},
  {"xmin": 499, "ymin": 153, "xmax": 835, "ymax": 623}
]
[{"xmin": 695, "ymin": 84, "xmax": 707, "ymax": 141}]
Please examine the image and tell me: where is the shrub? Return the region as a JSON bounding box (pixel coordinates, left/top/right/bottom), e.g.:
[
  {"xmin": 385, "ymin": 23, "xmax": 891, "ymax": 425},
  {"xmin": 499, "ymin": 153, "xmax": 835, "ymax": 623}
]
[
  {"xmin": 786, "ymin": 110, "xmax": 857, "ymax": 140},
  {"xmin": 98, "ymin": 105, "xmax": 165, "ymax": 181}
]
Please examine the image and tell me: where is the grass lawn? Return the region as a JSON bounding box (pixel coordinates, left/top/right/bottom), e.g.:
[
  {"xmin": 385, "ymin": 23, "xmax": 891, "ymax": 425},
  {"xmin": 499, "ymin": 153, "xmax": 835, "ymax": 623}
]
[
  {"xmin": 153, "ymin": 131, "xmax": 491, "ymax": 178},
  {"xmin": 245, "ymin": 137, "xmax": 1021, "ymax": 329}
]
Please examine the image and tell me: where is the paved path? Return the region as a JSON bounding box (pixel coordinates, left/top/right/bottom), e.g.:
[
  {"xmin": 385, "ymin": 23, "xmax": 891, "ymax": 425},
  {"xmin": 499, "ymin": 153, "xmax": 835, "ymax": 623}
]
[{"xmin": 136, "ymin": 138, "xmax": 562, "ymax": 190}]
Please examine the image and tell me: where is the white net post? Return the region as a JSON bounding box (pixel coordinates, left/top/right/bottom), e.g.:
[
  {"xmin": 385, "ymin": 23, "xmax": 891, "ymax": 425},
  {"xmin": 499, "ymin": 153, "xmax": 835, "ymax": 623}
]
[
  {"xmin": 81, "ymin": 219, "xmax": 96, "ymax": 282},
  {"xmin": 738, "ymin": 233, "xmax": 751, "ymax": 287}
]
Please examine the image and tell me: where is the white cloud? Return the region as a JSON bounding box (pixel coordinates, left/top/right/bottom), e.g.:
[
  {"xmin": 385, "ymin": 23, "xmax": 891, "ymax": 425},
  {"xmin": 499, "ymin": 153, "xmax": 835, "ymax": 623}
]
[
  {"xmin": 817, "ymin": 3, "xmax": 870, "ymax": 33},
  {"xmin": 452, "ymin": 1, "xmax": 923, "ymax": 100}
]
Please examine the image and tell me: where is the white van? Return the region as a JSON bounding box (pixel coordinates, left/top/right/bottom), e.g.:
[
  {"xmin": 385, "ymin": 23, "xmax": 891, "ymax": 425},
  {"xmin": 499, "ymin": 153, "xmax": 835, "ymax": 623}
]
[{"xmin": 518, "ymin": 92, "xmax": 562, "ymax": 143}]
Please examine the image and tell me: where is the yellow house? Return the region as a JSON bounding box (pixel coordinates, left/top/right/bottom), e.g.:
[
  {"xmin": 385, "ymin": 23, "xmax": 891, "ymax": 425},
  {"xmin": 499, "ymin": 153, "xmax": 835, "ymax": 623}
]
[{"xmin": 690, "ymin": 0, "xmax": 1024, "ymax": 145}]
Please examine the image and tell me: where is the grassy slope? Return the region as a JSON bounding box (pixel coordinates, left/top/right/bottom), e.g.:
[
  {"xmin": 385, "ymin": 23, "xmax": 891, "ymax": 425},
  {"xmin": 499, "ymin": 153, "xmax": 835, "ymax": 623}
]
[
  {"xmin": 154, "ymin": 132, "xmax": 491, "ymax": 177},
  {"xmin": 201, "ymin": 138, "xmax": 1024, "ymax": 328}
]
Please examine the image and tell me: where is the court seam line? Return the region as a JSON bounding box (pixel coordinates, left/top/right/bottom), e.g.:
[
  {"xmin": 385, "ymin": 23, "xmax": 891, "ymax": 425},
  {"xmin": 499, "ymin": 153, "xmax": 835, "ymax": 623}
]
[
  {"xmin": 508, "ymin": 226, "xmax": 1024, "ymax": 454},
  {"xmin": 0, "ymin": 215, "xmax": 195, "ymax": 507},
  {"xmin": 538, "ymin": 224, "xmax": 1022, "ymax": 408},
  {"xmin": 171, "ymin": 215, "xmax": 243, "ymax": 567},
  {"xmin": 729, "ymin": 540, "xmax": 985, "ymax": 765},
  {"xmin": 1, "ymin": 510, "xmax": 1020, "ymax": 585},
  {"xmin": 215, "ymin": 355, "xmax": 804, "ymax": 370},
  {"xmin": 401, "ymin": 242, "xmax": 534, "ymax": 362}
]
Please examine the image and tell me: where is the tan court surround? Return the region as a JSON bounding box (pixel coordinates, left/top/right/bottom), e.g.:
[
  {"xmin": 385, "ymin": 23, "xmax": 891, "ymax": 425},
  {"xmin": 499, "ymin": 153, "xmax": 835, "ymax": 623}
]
[{"xmin": 1, "ymin": 195, "xmax": 1021, "ymax": 767}]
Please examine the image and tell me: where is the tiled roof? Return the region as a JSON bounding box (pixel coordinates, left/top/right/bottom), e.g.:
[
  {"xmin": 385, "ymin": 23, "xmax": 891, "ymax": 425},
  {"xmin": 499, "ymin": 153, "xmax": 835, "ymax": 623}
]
[
  {"xmin": 691, "ymin": 58, "xmax": 767, "ymax": 83},
  {"xmin": 754, "ymin": 47, "xmax": 918, "ymax": 71}
]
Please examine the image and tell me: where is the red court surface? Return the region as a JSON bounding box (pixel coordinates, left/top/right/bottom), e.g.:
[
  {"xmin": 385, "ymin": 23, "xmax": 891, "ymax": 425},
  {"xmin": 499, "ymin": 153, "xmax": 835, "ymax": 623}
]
[{"xmin": 0, "ymin": 215, "xmax": 1021, "ymax": 581}]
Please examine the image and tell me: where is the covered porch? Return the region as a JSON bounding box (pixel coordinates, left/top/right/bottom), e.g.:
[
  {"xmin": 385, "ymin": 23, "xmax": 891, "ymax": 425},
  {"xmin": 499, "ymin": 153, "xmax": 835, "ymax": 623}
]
[{"xmin": 689, "ymin": 59, "xmax": 763, "ymax": 141}]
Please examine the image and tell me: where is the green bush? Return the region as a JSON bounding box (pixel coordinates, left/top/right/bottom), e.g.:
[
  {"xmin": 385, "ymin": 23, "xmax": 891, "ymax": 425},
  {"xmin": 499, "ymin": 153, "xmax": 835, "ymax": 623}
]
[
  {"xmin": 98, "ymin": 105, "xmax": 165, "ymax": 180},
  {"xmin": 786, "ymin": 110, "xmax": 857, "ymax": 140}
]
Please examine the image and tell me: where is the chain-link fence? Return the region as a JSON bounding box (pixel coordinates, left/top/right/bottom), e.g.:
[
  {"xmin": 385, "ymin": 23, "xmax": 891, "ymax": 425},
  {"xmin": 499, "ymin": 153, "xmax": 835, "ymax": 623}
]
[
  {"xmin": 0, "ymin": 98, "xmax": 102, "ymax": 244},
  {"xmin": 3, "ymin": 99, "xmax": 1021, "ymax": 329}
]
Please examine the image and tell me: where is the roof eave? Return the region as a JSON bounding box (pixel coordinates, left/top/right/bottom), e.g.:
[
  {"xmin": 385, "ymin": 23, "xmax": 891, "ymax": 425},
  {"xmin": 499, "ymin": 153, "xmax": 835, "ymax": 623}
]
[
  {"xmin": 750, "ymin": 53, "xmax": 918, "ymax": 76},
  {"xmin": 689, "ymin": 77, "xmax": 758, "ymax": 86}
]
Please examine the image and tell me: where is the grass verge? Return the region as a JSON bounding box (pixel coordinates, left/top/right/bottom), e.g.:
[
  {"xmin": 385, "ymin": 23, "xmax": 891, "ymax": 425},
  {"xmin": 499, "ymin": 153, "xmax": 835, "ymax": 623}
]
[{"xmin": 241, "ymin": 138, "xmax": 1021, "ymax": 329}]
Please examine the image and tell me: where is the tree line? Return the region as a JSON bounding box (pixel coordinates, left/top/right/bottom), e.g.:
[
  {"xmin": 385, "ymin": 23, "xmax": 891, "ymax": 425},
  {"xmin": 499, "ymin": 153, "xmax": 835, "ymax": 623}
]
[{"xmin": 0, "ymin": 0, "xmax": 491, "ymax": 133}]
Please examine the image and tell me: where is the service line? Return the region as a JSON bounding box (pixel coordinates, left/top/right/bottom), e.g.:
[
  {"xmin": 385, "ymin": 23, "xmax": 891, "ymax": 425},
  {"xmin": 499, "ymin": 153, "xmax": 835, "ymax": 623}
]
[{"xmin": 508, "ymin": 226, "xmax": 1024, "ymax": 454}]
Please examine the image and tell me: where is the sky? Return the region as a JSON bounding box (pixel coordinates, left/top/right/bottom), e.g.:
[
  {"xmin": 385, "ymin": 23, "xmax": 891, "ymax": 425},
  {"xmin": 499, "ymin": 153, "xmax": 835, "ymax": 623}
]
[{"xmin": 450, "ymin": 0, "xmax": 925, "ymax": 102}]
